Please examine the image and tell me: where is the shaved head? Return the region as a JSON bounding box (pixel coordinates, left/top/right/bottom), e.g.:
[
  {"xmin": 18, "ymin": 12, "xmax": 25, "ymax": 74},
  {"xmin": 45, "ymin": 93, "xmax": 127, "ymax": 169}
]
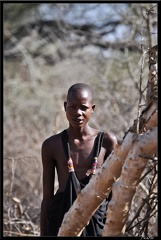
[{"xmin": 67, "ymin": 83, "xmax": 94, "ymax": 103}]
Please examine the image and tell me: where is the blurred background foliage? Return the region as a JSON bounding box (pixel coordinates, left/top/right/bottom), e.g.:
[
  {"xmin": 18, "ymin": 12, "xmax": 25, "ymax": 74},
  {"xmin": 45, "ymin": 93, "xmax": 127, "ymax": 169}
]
[{"xmin": 3, "ymin": 3, "xmax": 157, "ymax": 236}]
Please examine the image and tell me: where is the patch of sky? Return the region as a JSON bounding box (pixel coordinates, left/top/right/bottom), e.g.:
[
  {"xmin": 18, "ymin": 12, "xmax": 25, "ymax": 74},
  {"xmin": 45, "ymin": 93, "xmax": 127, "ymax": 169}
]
[
  {"xmin": 64, "ymin": 3, "xmax": 126, "ymax": 26},
  {"xmin": 38, "ymin": 3, "xmax": 128, "ymax": 26},
  {"xmin": 38, "ymin": 4, "xmax": 61, "ymax": 20},
  {"xmin": 38, "ymin": 3, "xmax": 133, "ymax": 54}
]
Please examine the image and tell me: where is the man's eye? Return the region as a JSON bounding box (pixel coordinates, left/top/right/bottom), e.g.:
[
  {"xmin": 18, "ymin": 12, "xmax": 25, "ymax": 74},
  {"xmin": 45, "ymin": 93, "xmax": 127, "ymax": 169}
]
[{"xmin": 81, "ymin": 106, "xmax": 88, "ymax": 111}]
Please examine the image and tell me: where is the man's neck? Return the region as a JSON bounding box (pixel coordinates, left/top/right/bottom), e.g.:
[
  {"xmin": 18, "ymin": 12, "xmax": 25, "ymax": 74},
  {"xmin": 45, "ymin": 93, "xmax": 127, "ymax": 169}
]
[{"xmin": 67, "ymin": 125, "xmax": 92, "ymax": 140}]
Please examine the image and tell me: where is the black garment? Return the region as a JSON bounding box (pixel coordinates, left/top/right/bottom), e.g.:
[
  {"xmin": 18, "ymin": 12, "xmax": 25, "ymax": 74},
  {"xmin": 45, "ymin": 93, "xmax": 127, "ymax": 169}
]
[{"xmin": 47, "ymin": 130, "xmax": 112, "ymax": 236}]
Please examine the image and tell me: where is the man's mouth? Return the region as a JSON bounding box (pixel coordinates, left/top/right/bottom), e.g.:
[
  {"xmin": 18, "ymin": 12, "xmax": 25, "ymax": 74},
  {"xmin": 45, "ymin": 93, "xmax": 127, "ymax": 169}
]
[{"xmin": 73, "ymin": 118, "xmax": 83, "ymax": 123}]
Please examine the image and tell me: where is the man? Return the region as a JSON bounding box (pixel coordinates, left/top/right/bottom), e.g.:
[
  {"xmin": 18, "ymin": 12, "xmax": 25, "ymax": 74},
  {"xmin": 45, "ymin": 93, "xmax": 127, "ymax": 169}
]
[{"xmin": 40, "ymin": 83, "xmax": 117, "ymax": 236}]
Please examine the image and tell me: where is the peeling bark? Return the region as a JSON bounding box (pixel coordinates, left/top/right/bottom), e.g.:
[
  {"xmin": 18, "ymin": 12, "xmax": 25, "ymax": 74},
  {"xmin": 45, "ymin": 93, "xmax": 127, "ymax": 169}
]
[
  {"xmin": 102, "ymin": 45, "xmax": 157, "ymax": 236},
  {"xmin": 102, "ymin": 127, "xmax": 157, "ymax": 236}
]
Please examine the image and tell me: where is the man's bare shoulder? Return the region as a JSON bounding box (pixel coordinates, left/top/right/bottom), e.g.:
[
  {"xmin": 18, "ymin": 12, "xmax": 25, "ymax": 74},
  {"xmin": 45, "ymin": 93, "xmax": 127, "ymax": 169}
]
[
  {"xmin": 42, "ymin": 131, "xmax": 64, "ymax": 149},
  {"xmin": 103, "ymin": 131, "xmax": 118, "ymax": 147}
]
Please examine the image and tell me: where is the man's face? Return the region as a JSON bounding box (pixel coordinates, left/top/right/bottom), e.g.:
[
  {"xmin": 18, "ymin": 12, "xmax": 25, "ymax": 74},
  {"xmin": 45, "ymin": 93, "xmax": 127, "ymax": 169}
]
[{"xmin": 64, "ymin": 90, "xmax": 95, "ymax": 129}]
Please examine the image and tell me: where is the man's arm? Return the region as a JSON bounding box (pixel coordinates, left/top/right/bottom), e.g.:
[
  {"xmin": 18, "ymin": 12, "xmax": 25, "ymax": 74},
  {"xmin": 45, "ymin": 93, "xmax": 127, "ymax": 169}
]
[
  {"xmin": 103, "ymin": 132, "xmax": 118, "ymax": 159},
  {"xmin": 40, "ymin": 139, "xmax": 55, "ymax": 236}
]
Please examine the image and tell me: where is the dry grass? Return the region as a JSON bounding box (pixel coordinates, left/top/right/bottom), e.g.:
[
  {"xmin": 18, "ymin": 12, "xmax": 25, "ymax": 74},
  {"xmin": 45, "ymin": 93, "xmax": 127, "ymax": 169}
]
[{"xmin": 3, "ymin": 157, "xmax": 42, "ymax": 236}]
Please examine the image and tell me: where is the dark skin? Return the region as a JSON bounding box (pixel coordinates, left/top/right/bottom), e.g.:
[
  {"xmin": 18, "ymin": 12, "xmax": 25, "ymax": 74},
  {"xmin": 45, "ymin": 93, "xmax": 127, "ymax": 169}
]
[{"xmin": 40, "ymin": 87, "xmax": 118, "ymax": 236}]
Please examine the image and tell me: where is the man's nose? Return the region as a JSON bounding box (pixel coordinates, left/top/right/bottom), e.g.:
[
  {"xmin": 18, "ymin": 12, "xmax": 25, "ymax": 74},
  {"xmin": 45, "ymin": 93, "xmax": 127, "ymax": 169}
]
[{"xmin": 74, "ymin": 108, "xmax": 82, "ymax": 115}]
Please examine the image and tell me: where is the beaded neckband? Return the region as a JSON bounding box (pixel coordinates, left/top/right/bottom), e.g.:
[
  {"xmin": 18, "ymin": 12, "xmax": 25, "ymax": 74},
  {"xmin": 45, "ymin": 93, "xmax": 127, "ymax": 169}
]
[{"xmin": 66, "ymin": 132, "xmax": 104, "ymax": 176}]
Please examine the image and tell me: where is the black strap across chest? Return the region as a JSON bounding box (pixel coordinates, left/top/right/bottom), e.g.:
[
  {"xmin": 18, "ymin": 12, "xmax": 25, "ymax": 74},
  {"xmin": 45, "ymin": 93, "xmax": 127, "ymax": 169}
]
[
  {"xmin": 55, "ymin": 130, "xmax": 109, "ymax": 237},
  {"xmin": 61, "ymin": 130, "xmax": 104, "ymax": 174}
]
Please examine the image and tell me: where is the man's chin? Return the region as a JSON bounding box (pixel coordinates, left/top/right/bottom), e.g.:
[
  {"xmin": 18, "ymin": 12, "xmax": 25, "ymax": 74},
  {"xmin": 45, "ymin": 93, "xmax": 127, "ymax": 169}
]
[{"xmin": 71, "ymin": 122, "xmax": 85, "ymax": 129}]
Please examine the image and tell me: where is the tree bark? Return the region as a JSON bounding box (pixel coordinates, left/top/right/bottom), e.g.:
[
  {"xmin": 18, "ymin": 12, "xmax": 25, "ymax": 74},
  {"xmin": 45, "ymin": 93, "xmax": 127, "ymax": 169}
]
[
  {"xmin": 102, "ymin": 127, "xmax": 157, "ymax": 236},
  {"xmin": 102, "ymin": 45, "xmax": 158, "ymax": 236}
]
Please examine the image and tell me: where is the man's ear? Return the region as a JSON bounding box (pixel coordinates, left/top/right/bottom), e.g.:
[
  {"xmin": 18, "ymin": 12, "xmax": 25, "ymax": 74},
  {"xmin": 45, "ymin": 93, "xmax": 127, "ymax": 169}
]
[
  {"xmin": 91, "ymin": 104, "xmax": 95, "ymax": 113},
  {"xmin": 64, "ymin": 101, "xmax": 67, "ymax": 111}
]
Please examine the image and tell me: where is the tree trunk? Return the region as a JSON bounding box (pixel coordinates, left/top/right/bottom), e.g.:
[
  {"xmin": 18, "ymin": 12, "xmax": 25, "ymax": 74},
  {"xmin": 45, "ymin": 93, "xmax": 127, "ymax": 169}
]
[
  {"xmin": 102, "ymin": 45, "xmax": 158, "ymax": 237},
  {"xmin": 102, "ymin": 127, "xmax": 157, "ymax": 236},
  {"xmin": 58, "ymin": 45, "xmax": 157, "ymax": 236}
]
